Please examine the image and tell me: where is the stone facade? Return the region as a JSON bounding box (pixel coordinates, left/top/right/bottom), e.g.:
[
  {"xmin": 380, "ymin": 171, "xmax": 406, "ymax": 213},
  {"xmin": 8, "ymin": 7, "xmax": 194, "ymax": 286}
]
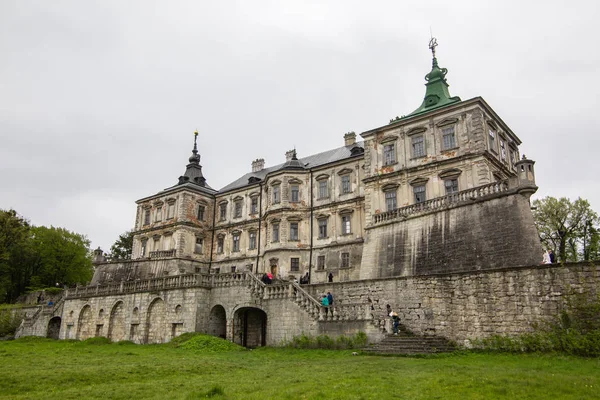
[{"xmin": 17, "ymin": 44, "xmax": 577, "ymax": 348}]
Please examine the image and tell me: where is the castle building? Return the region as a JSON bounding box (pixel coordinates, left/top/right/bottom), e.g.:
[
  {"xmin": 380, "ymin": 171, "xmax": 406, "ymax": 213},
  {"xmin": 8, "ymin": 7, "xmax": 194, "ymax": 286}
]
[
  {"xmin": 96, "ymin": 40, "xmax": 539, "ymax": 286},
  {"xmin": 19, "ymin": 41, "xmax": 559, "ymax": 347}
]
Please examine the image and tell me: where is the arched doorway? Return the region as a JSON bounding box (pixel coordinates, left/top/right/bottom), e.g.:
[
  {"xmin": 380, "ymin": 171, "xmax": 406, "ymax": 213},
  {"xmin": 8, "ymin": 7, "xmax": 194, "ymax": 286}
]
[
  {"xmin": 208, "ymin": 305, "xmax": 227, "ymax": 339},
  {"xmin": 146, "ymin": 298, "xmax": 166, "ymax": 344},
  {"xmin": 47, "ymin": 317, "xmax": 61, "ymax": 339},
  {"xmin": 108, "ymin": 301, "xmax": 126, "ymax": 342},
  {"xmin": 77, "ymin": 305, "xmax": 93, "ymax": 340},
  {"xmin": 233, "ymin": 307, "xmax": 267, "ymax": 348}
]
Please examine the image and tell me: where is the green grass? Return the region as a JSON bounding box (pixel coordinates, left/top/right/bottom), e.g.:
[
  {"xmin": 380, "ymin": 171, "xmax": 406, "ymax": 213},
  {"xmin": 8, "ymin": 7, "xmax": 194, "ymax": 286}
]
[{"xmin": 0, "ymin": 337, "xmax": 599, "ymax": 399}]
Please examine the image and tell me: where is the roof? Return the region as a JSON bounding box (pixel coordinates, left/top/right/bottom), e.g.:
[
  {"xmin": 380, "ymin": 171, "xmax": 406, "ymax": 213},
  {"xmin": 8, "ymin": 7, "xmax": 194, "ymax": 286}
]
[{"xmin": 219, "ymin": 142, "xmax": 365, "ymax": 193}]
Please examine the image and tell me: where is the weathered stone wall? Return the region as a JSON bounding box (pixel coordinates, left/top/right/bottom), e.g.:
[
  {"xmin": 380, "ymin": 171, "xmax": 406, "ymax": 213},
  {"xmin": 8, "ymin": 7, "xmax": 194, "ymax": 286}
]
[
  {"xmin": 360, "ymin": 192, "xmax": 541, "ymax": 279},
  {"xmin": 91, "ymin": 258, "xmax": 207, "ymax": 285},
  {"xmin": 307, "ymin": 262, "xmax": 600, "ymax": 344},
  {"xmin": 60, "ymin": 288, "xmax": 208, "ymax": 343}
]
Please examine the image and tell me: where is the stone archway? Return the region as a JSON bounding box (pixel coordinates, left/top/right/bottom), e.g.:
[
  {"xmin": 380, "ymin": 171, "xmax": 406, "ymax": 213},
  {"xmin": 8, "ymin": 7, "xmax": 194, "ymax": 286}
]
[
  {"xmin": 233, "ymin": 307, "xmax": 267, "ymax": 348},
  {"xmin": 108, "ymin": 301, "xmax": 126, "ymax": 342},
  {"xmin": 208, "ymin": 305, "xmax": 227, "ymax": 339},
  {"xmin": 47, "ymin": 316, "xmax": 61, "ymax": 339},
  {"xmin": 77, "ymin": 305, "xmax": 93, "ymax": 340},
  {"xmin": 146, "ymin": 298, "xmax": 166, "ymax": 344}
]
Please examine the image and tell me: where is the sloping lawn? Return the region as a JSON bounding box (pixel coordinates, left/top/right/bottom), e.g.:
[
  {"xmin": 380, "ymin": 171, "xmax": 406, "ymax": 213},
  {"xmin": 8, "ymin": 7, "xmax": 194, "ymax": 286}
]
[{"xmin": 0, "ymin": 337, "xmax": 598, "ymax": 399}]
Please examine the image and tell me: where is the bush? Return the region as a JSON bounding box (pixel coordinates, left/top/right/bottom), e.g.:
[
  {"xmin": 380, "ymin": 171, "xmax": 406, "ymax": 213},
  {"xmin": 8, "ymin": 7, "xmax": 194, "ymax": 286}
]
[
  {"xmin": 0, "ymin": 309, "xmax": 21, "ymax": 337},
  {"xmin": 474, "ymin": 291, "xmax": 600, "ymax": 357},
  {"xmin": 286, "ymin": 332, "xmax": 368, "ymax": 350},
  {"xmin": 80, "ymin": 337, "xmax": 112, "ymax": 345},
  {"xmin": 172, "ymin": 333, "xmax": 244, "ymax": 353}
]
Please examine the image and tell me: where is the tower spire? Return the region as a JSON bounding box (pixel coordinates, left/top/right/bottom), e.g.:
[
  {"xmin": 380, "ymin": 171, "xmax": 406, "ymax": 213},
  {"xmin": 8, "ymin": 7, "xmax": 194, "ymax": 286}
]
[
  {"xmin": 398, "ymin": 38, "xmax": 461, "ymax": 121},
  {"xmin": 178, "ymin": 130, "xmax": 207, "ymax": 187}
]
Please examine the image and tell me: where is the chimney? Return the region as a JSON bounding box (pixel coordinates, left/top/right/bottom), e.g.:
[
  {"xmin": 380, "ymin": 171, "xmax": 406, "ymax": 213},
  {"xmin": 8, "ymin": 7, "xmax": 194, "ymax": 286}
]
[
  {"xmin": 344, "ymin": 131, "xmax": 356, "ymax": 146},
  {"xmin": 251, "ymin": 158, "xmax": 265, "ymax": 172},
  {"xmin": 285, "ymin": 149, "xmax": 295, "ymax": 161}
]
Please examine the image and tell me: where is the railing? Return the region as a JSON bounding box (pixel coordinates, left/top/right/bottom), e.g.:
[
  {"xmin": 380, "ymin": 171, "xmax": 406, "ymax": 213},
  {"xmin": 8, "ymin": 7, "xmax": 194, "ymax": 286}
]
[
  {"xmin": 373, "ymin": 180, "xmax": 510, "ymax": 224},
  {"xmin": 148, "ymin": 249, "xmax": 176, "ymax": 258},
  {"xmin": 64, "ymin": 271, "xmax": 374, "ymax": 324},
  {"xmin": 65, "ymin": 274, "xmax": 212, "ymax": 299}
]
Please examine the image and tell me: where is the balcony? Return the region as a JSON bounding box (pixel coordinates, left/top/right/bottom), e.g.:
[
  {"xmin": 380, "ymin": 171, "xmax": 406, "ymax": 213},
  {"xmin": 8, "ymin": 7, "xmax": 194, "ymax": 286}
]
[{"xmin": 373, "ymin": 180, "xmax": 510, "ymax": 225}]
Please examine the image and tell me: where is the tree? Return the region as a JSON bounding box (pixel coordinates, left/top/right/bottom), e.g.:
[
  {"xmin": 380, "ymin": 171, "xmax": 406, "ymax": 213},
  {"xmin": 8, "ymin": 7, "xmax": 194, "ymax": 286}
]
[
  {"xmin": 532, "ymin": 197, "xmax": 599, "ymax": 262},
  {"xmin": 29, "ymin": 226, "xmax": 93, "ymax": 288},
  {"xmin": 110, "ymin": 230, "xmax": 134, "ymax": 260},
  {"xmin": 0, "ymin": 210, "xmax": 33, "ymax": 303},
  {"xmin": 0, "ymin": 209, "xmax": 94, "ymax": 303}
]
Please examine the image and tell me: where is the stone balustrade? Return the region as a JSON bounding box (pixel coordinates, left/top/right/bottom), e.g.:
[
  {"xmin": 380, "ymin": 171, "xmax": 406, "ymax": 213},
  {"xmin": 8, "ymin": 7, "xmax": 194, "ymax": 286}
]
[
  {"xmin": 148, "ymin": 249, "xmax": 176, "ymax": 258},
  {"xmin": 372, "ymin": 180, "xmax": 510, "ymax": 225}
]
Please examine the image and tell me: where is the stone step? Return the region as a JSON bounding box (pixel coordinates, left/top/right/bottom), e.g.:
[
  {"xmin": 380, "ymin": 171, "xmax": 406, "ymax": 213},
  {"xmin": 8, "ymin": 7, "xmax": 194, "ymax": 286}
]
[{"xmin": 364, "ymin": 335, "xmax": 456, "ymax": 355}]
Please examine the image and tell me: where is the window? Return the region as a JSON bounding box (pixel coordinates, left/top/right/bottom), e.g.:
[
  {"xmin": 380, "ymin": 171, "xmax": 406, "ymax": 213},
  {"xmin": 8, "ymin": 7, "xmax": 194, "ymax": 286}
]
[
  {"xmin": 412, "ymin": 135, "xmax": 425, "ymax": 158},
  {"xmin": 234, "ymin": 201, "xmax": 242, "ymax": 218},
  {"xmin": 291, "ymin": 185, "xmax": 299, "ymax": 203},
  {"xmin": 217, "ymin": 237, "xmax": 224, "ymax": 254},
  {"xmin": 167, "ymin": 202, "xmax": 175, "ymax": 219},
  {"xmin": 249, "ymin": 231, "xmax": 256, "ymax": 250},
  {"xmin": 317, "ymin": 255, "xmax": 325, "ymax": 270},
  {"xmin": 341, "ymin": 252, "xmax": 350, "ymax": 268},
  {"xmin": 194, "ymin": 237, "xmax": 203, "ymax": 254},
  {"xmin": 318, "ymin": 218, "xmax": 327, "ymax": 239},
  {"xmin": 197, "ymin": 205, "xmax": 205, "ymax": 221},
  {"xmin": 488, "ymin": 129, "xmax": 496, "ymax": 151},
  {"xmin": 290, "ymin": 257, "xmax": 299, "ymax": 272},
  {"xmin": 232, "ymin": 233, "xmax": 240, "ymax": 252},
  {"xmin": 144, "ymin": 209, "xmax": 151, "ymax": 226},
  {"xmin": 444, "ymin": 179, "xmax": 459, "ymax": 194},
  {"xmin": 231, "ymin": 266, "xmax": 236, "ymax": 273},
  {"xmin": 318, "ymin": 180, "xmax": 328, "ymax": 199},
  {"xmin": 385, "ymin": 191, "xmax": 397, "ymax": 211},
  {"xmin": 383, "ymin": 143, "xmax": 396, "ymax": 165},
  {"xmin": 273, "ymin": 185, "xmax": 280, "ymax": 204},
  {"xmin": 155, "ymin": 207, "xmax": 162, "ymax": 222},
  {"xmin": 341, "ymin": 215, "xmax": 351, "ymax": 235},
  {"xmin": 290, "ymin": 222, "xmax": 299, "ymax": 241},
  {"xmin": 500, "ymin": 139, "xmax": 507, "ymax": 162},
  {"xmin": 219, "ymin": 203, "xmax": 227, "ymax": 221},
  {"xmin": 272, "ymin": 223, "xmax": 280, "ymax": 242},
  {"xmin": 140, "ymin": 240, "xmax": 147, "ymax": 257},
  {"xmin": 341, "ymin": 175, "xmax": 351, "ymax": 194},
  {"xmin": 414, "ymin": 185, "xmax": 426, "ymax": 203},
  {"xmin": 442, "ymin": 126, "xmax": 456, "ymax": 150},
  {"xmin": 250, "ymin": 197, "xmax": 258, "ymax": 214}
]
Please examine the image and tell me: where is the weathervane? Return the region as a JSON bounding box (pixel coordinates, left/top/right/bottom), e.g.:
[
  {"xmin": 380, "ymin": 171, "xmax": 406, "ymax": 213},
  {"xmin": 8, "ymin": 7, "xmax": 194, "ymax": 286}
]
[{"xmin": 428, "ymin": 37, "xmax": 438, "ymax": 59}]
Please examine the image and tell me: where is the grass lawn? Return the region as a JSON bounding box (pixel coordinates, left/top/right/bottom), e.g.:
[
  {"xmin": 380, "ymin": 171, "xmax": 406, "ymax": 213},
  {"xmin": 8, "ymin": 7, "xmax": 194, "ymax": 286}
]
[{"xmin": 0, "ymin": 337, "xmax": 599, "ymax": 400}]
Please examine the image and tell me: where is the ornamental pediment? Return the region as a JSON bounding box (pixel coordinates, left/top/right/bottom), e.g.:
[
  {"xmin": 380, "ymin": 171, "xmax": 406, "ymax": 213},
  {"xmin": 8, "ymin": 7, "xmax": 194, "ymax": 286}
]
[
  {"xmin": 436, "ymin": 117, "xmax": 459, "ymax": 127},
  {"xmin": 406, "ymin": 126, "xmax": 427, "ymax": 136}
]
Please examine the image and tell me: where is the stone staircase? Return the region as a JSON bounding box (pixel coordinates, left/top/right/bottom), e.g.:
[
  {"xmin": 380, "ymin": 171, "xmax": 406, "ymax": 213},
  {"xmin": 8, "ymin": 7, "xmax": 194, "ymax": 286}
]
[
  {"xmin": 15, "ymin": 295, "xmax": 65, "ymax": 338},
  {"xmin": 363, "ymin": 332, "xmax": 456, "ymax": 355}
]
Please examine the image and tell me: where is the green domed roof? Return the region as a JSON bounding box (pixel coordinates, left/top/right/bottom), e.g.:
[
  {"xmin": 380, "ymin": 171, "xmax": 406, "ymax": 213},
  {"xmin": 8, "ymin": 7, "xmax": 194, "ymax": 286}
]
[{"xmin": 397, "ymin": 39, "xmax": 461, "ymax": 121}]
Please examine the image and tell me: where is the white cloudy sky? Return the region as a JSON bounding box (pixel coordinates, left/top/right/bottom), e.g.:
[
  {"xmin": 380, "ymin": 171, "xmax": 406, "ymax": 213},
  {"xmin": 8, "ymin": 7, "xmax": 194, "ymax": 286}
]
[{"xmin": 1, "ymin": 0, "xmax": 599, "ymax": 251}]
